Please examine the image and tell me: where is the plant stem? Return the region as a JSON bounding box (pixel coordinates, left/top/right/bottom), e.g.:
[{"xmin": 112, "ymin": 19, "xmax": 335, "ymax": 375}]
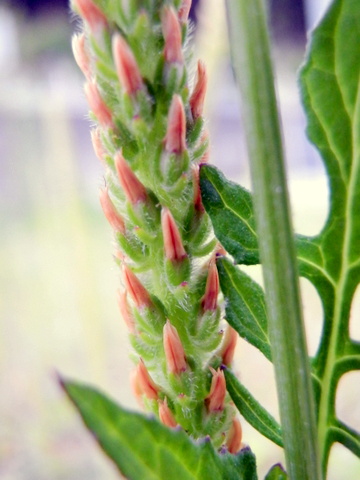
[{"xmin": 225, "ymin": 1, "xmax": 322, "ymax": 479}]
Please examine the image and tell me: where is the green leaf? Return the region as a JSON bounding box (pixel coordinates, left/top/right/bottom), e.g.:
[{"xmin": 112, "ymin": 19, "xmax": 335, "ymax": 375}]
[
  {"xmin": 200, "ymin": 165, "xmax": 259, "ymax": 265},
  {"xmin": 224, "ymin": 369, "xmax": 283, "ymax": 448},
  {"xmin": 300, "ymin": 0, "xmax": 360, "ymax": 470},
  {"xmin": 264, "ymin": 464, "xmax": 288, "ymax": 480},
  {"xmin": 61, "ymin": 379, "xmax": 258, "ymax": 480},
  {"xmin": 217, "ymin": 257, "xmax": 271, "ymax": 361}
]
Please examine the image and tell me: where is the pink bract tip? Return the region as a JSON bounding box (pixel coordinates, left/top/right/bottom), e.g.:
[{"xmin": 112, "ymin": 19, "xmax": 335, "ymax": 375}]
[
  {"xmin": 161, "ymin": 208, "xmax": 187, "ymax": 263},
  {"xmin": 73, "ymin": 0, "xmax": 107, "ymax": 33},
  {"xmin": 99, "ymin": 188, "xmax": 125, "ymax": 233},
  {"xmin": 226, "ymin": 417, "xmax": 243, "ymax": 454},
  {"xmin": 192, "ymin": 164, "xmax": 204, "ymax": 212},
  {"xmin": 201, "ymin": 258, "xmax": 219, "ymax": 311},
  {"xmin": 115, "ymin": 151, "xmax": 147, "ymax": 204},
  {"xmin": 84, "ymin": 82, "xmax": 114, "ymax": 128},
  {"xmin": 206, "ymin": 367, "xmax": 226, "ymax": 412},
  {"xmin": 190, "ymin": 60, "xmax": 207, "ymax": 120},
  {"xmin": 178, "ymin": 0, "xmax": 192, "ymax": 23},
  {"xmin": 219, "ymin": 326, "xmax": 238, "ymax": 366},
  {"xmin": 112, "ymin": 33, "xmax": 143, "ymax": 95},
  {"xmin": 122, "ymin": 264, "xmax": 152, "ymax": 308},
  {"xmin": 133, "ymin": 359, "xmax": 159, "ymax": 400},
  {"xmin": 162, "ymin": 6, "xmax": 183, "ymax": 64},
  {"xmin": 158, "ymin": 398, "xmax": 178, "ymax": 428},
  {"xmin": 90, "ymin": 128, "xmax": 106, "ymax": 163},
  {"xmin": 164, "ymin": 95, "xmax": 186, "ymax": 154},
  {"xmin": 117, "ymin": 290, "xmax": 136, "ymax": 333},
  {"xmin": 72, "ymin": 33, "xmax": 92, "ymax": 79},
  {"xmin": 163, "ymin": 320, "xmax": 187, "ymax": 375}
]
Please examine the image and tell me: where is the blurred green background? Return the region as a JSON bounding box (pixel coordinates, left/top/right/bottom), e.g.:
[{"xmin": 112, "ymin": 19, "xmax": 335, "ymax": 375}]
[{"xmin": 0, "ymin": 1, "xmax": 359, "ymax": 479}]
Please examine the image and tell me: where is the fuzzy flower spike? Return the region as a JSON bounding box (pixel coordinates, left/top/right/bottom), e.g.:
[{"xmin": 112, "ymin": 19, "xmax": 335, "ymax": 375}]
[{"xmin": 71, "ymin": 0, "xmax": 241, "ymax": 453}]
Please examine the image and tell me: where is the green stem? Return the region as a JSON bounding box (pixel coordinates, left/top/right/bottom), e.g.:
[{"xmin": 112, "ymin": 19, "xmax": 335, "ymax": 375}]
[{"xmin": 225, "ymin": 1, "xmax": 322, "ymax": 479}]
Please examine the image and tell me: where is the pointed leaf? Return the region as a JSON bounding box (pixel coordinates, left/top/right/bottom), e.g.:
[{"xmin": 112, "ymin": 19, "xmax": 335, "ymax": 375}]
[
  {"xmin": 224, "ymin": 369, "xmax": 283, "ymax": 448},
  {"xmin": 200, "ymin": 164, "xmax": 259, "ymax": 265},
  {"xmin": 217, "ymin": 256, "xmax": 271, "ymax": 360},
  {"xmin": 61, "ymin": 379, "xmax": 258, "ymax": 480},
  {"xmin": 264, "ymin": 464, "xmax": 288, "ymax": 479}
]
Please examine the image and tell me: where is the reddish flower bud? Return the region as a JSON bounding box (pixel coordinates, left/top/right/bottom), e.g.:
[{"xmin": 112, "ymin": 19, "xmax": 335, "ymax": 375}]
[
  {"xmin": 163, "ymin": 320, "xmax": 187, "ymax": 374},
  {"xmin": 206, "ymin": 367, "xmax": 226, "ymax": 412},
  {"xmin": 91, "ymin": 128, "xmax": 106, "ymax": 163},
  {"xmin": 122, "ymin": 264, "xmax": 152, "ymax": 308},
  {"xmin": 226, "ymin": 418, "xmax": 243, "ymax": 454},
  {"xmin": 219, "ymin": 326, "xmax": 237, "ymax": 366},
  {"xmin": 216, "ymin": 243, "xmax": 226, "ymax": 256},
  {"xmin": 164, "ymin": 95, "xmax": 186, "ymax": 154},
  {"xmin": 115, "ymin": 151, "xmax": 147, "ymax": 204},
  {"xmin": 112, "ymin": 33, "xmax": 143, "ymax": 95},
  {"xmin": 117, "ymin": 290, "xmax": 136, "ymax": 333},
  {"xmin": 133, "ymin": 359, "xmax": 159, "ymax": 400},
  {"xmin": 162, "ymin": 6, "xmax": 183, "ymax": 63},
  {"xmin": 99, "ymin": 188, "xmax": 125, "ymax": 233},
  {"xmin": 158, "ymin": 398, "xmax": 178, "ymax": 428},
  {"xmin": 178, "ymin": 0, "xmax": 192, "ymax": 23},
  {"xmin": 72, "ymin": 33, "xmax": 91, "ymax": 79},
  {"xmin": 192, "ymin": 164, "xmax": 204, "ymax": 212},
  {"xmin": 72, "ymin": 0, "xmax": 107, "ymax": 33},
  {"xmin": 84, "ymin": 82, "xmax": 113, "ymax": 128},
  {"xmin": 201, "ymin": 258, "xmax": 219, "ymax": 311},
  {"xmin": 190, "ymin": 61, "xmax": 207, "ymax": 120},
  {"xmin": 161, "ymin": 208, "xmax": 187, "ymax": 262}
]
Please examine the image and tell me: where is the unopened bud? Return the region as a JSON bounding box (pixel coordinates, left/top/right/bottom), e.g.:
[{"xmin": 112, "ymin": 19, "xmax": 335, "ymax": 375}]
[
  {"xmin": 206, "ymin": 367, "xmax": 226, "ymax": 412},
  {"xmin": 122, "ymin": 264, "xmax": 152, "ymax": 308},
  {"xmin": 115, "ymin": 151, "xmax": 147, "ymax": 204},
  {"xmin": 178, "ymin": 0, "xmax": 192, "ymax": 23},
  {"xmin": 72, "ymin": 33, "xmax": 91, "ymax": 79},
  {"xmin": 164, "ymin": 95, "xmax": 186, "ymax": 154},
  {"xmin": 161, "ymin": 208, "xmax": 187, "ymax": 263},
  {"xmin": 162, "ymin": 6, "xmax": 183, "ymax": 63},
  {"xmin": 226, "ymin": 418, "xmax": 243, "ymax": 454},
  {"xmin": 199, "ymin": 129, "xmax": 210, "ymax": 163},
  {"xmin": 72, "ymin": 0, "xmax": 107, "ymax": 33},
  {"xmin": 201, "ymin": 258, "xmax": 219, "ymax": 311},
  {"xmin": 219, "ymin": 326, "xmax": 237, "ymax": 366},
  {"xmin": 192, "ymin": 164, "xmax": 204, "ymax": 212},
  {"xmin": 133, "ymin": 359, "xmax": 159, "ymax": 400},
  {"xmin": 117, "ymin": 290, "xmax": 136, "ymax": 333},
  {"xmin": 99, "ymin": 188, "xmax": 125, "ymax": 233},
  {"xmin": 158, "ymin": 398, "xmax": 178, "ymax": 428},
  {"xmin": 84, "ymin": 82, "xmax": 113, "ymax": 128},
  {"xmin": 91, "ymin": 128, "xmax": 106, "ymax": 163},
  {"xmin": 112, "ymin": 33, "xmax": 143, "ymax": 95},
  {"xmin": 190, "ymin": 61, "xmax": 207, "ymax": 120},
  {"xmin": 163, "ymin": 320, "xmax": 187, "ymax": 374}
]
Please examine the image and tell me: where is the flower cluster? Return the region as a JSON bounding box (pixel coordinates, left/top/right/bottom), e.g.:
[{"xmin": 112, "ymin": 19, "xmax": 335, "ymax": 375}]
[{"xmin": 71, "ymin": 0, "xmax": 241, "ymax": 452}]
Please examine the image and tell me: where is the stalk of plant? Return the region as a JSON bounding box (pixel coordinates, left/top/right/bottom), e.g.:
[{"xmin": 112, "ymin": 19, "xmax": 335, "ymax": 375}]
[{"xmin": 70, "ymin": 0, "xmax": 242, "ymax": 453}]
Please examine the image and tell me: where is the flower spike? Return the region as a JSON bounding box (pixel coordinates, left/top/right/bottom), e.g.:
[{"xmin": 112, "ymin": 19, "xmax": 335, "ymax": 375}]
[
  {"xmin": 115, "ymin": 151, "xmax": 147, "ymax": 204},
  {"xmin": 161, "ymin": 208, "xmax": 187, "ymax": 262},
  {"xmin": 206, "ymin": 367, "xmax": 226, "ymax": 412},
  {"xmin": 190, "ymin": 61, "xmax": 207, "ymax": 120},
  {"xmin": 164, "ymin": 95, "xmax": 186, "ymax": 154},
  {"xmin": 201, "ymin": 258, "xmax": 219, "ymax": 311},
  {"xmin": 84, "ymin": 82, "xmax": 113, "ymax": 128},
  {"xmin": 162, "ymin": 6, "xmax": 183, "ymax": 64},
  {"xmin": 99, "ymin": 188, "xmax": 125, "ymax": 233},
  {"xmin": 72, "ymin": 0, "xmax": 107, "ymax": 33},
  {"xmin": 163, "ymin": 320, "xmax": 187, "ymax": 374},
  {"xmin": 158, "ymin": 398, "xmax": 178, "ymax": 428},
  {"xmin": 122, "ymin": 265, "xmax": 152, "ymax": 308},
  {"xmin": 112, "ymin": 34, "xmax": 143, "ymax": 95}
]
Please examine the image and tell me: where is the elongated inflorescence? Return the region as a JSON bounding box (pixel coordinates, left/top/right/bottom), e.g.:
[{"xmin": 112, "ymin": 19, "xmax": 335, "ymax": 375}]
[{"xmin": 71, "ymin": 0, "xmax": 241, "ymax": 451}]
